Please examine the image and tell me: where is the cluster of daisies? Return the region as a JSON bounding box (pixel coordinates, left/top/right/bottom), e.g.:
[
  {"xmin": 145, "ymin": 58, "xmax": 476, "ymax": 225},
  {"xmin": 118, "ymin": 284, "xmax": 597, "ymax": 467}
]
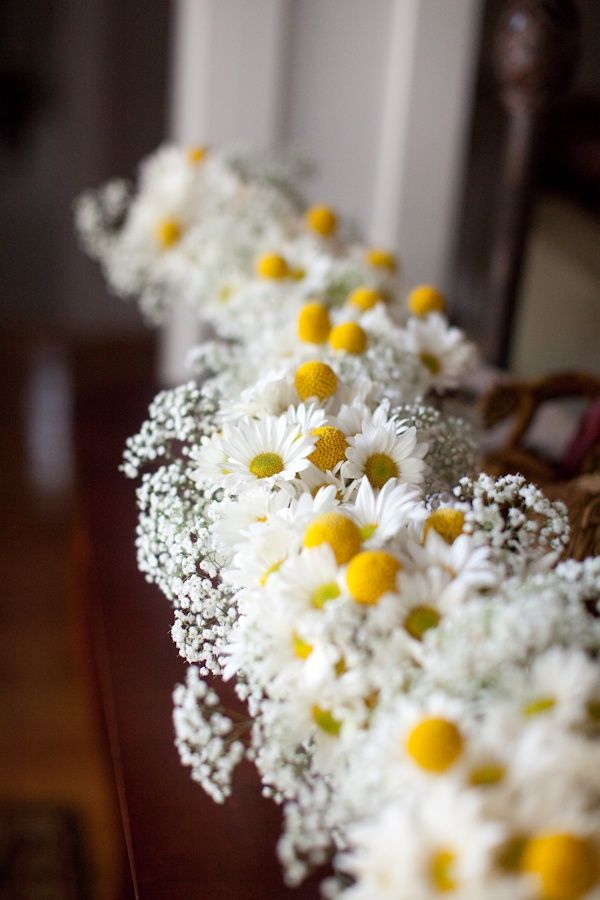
[{"xmin": 82, "ymin": 144, "xmax": 600, "ymax": 897}]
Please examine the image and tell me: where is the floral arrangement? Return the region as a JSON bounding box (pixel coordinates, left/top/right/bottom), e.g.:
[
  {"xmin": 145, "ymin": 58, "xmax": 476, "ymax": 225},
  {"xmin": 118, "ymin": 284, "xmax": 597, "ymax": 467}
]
[{"xmin": 83, "ymin": 145, "xmax": 600, "ymax": 898}]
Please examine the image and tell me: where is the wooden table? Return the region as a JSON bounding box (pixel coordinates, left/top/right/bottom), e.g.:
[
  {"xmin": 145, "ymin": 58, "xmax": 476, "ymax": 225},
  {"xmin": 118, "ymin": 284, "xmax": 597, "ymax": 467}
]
[{"xmin": 74, "ymin": 382, "xmax": 323, "ymax": 899}]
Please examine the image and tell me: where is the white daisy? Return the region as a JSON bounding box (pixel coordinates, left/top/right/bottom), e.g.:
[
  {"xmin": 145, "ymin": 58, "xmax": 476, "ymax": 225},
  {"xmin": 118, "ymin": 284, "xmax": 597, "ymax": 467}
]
[
  {"xmin": 403, "ymin": 312, "xmax": 477, "ymax": 389},
  {"xmin": 402, "ymin": 530, "xmax": 498, "ymax": 605},
  {"xmin": 266, "ymin": 544, "xmax": 345, "ymax": 614},
  {"xmin": 217, "ymin": 414, "xmax": 315, "ymax": 492},
  {"xmin": 285, "ymin": 401, "xmax": 328, "ymax": 435},
  {"xmin": 348, "ymin": 476, "xmax": 425, "ymax": 545},
  {"xmin": 338, "ymin": 785, "xmax": 506, "ymax": 900},
  {"xmin": 210, "ymin": 489, "xmax": 292, "ymax": 557},
  {"xmin": 189, "ymin": 434, "xmax": 231, "ymax": 485},
  {"xmin": 219, "ymin": 369, "xmax": 296, "ymax": 421},
  {"xmin": 499, "ymin": 646, "xmax": 600, "ymax": 728},
  {"xmin": 344, "ymin": 415, "xmax": 428, "ymax": 490}
]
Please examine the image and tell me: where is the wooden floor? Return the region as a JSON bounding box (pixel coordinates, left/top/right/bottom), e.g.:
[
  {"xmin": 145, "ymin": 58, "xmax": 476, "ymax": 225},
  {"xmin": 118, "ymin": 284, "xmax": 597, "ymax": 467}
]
[{"xmin": 0, "ymin": 328, "xmax": 156, "ymax": 899}]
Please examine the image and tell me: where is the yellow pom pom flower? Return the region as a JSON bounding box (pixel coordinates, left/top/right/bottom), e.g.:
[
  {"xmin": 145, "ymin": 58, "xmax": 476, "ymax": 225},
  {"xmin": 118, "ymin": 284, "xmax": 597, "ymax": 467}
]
[
  {"xmin": 306, "ymin": 205, "xmax": 338, "ymax": 236},
  {"xmin": 308, "ymin": 426, "xmax": 348, "ymax": 471},
  {"xmin": 521, "ymin": 832, "xmax": 599, "ymax": 900},
  {"xmin": 295, "ymin": 361, "xmax": 338, "ymax": 401},
  {"xmin": 347, "ymin": 286, "xmax": 385, "ymax": 311},
  {"xmin": 155, "ymin": 218, "xmax": 182, "ymax": 248},
  {"xmin": 186, "ymin": 145, "xmax": 208, "ymax": 164},
  {"xmin": 406, "ymin": 717, "xmax": 464, "ymax": 773},
  {"xmin": 408, "ymin": 284, "xmax": 446, "ymax": 317},
  {"xmin": 423, "ymin": 508, "xmax": 465, "ymax": 544},
  {"xmin": 329, "ymin": 322, "xmax": 368, "ymax": 355},
  {"xmin": 304, "ymin": 512, "xmax": 361, "ymax": 564},
  {"xmin": 297, "ymin": 302, "xmax": 331, "ymax": 344},
  {"xmin": 255, "ymin": 253, "xmax": 290, "ymax": 280},
  {"xmin": 346, "ymin": 550, "xmax": 400, "ymax": 605},
  {"xmin": 365, "ymin": 247, "xmax": 398, "ymax": 273}
]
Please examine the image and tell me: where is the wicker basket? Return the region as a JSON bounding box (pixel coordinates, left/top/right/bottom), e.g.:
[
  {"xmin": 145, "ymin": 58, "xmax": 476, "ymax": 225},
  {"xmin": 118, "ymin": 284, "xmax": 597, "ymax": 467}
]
[{"xmin": 480, "ymin": 372, "xmax": 600, "ymax": 560}]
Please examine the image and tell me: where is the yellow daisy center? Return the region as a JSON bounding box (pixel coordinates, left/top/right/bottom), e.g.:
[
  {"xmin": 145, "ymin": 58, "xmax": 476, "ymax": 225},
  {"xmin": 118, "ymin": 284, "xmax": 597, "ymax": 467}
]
[
  {"xmin": 298, "ymin": 302, "xmax": 331, "ymax": 344},
  {"xmin": 304, "ymin": 512, "xmax": 361, "ymax": 565},
  {"xmin": 186, "ymin": 145, "xmax": 208, "ymax": 164},
  {"xmin": 309, "ymin": 426, "xmax": 348, "ymax": 471},
  {"xmin": 408, "ymin": 284, "xmax": 446, "ymax": 317},
  {"xmin": 587, "ymin": 700, "xmax": 600, "ymax": 722},
  {"xmin": 359, "ymin": 522, "xmax": 378, "ymax": 540},
  {"xmin": 420, "ymin": 352, "xmax": 441, "ymax": 375},
  {"xmin": 404, "ymin": 605, "xmax": 440, "ymax": 640},
  {"xmin": 522, "ymin": 696, "xmax": 556, "ymax": 717},
  {"xmin": 469, "ymin": 763, "xmax": 505, "ymax": 787},
  {"xmin": 430, "ymin": 849, "xmax": 457, "ymax": 893},
  {"xmin": 295, "ymin": 361, "xmax": 338, "ymax": 401},
  {"xmin": 364, "ymin": 453, "xmax": 398, "ymax": 488},
  {"xmin": 259, "ymin": 558, "xmax": 284, "ymax": 586},
  {"xmin": 311, "ymin": 581, "xmax": 341, "ymax": 609},
  {"xmin": 255, "ymin": 253, "xmax": 290, "ymax": 280},
  {"xmin": 423, "ymin": 509, "xmax": 465, "ymax": 544},
  {"xmin": 497, "ymin": 836, "xmax": 527, "ymax": 873},
  {"xmin": 306, "ymin": 204, "xmax": 338, "ymax": 236},
  {"xmin": 346, "ymin": 550, "xmax": 400, "ymax": 605},
  {"xmin": 292, "ymin": 633, "xmax": 313, "ymax": 659},
  {"xmin": 312, "ymin": 705, "xmax": 342, "ymax": 736},
  {"xmin": 521, "ymin": 832, "xmax": 599, "ymax": 900},
  {"xmin": 365, "ymin": 247, "xmax": 398, "ymax": 273},
  {"xmin": 217, "ymin": 283, "xmax": 234, "ymax": 304},
  {"xmin": 406, "ymin": 717, "xmax": 464, "ymax": 773},
  {"xmin": 329, "ymin": 322, "xmax": 368, "ymax": 355},
  {"xmin": 155, "ymin": 218, "xmax": 182, "ymax": 248},
  {"xmin": 248, "ymin": 452, "xmax": 284, "ymax": 479},
  {"xmin": 347, "ymin": 286, "xmax": 384, "ymax": 311}
]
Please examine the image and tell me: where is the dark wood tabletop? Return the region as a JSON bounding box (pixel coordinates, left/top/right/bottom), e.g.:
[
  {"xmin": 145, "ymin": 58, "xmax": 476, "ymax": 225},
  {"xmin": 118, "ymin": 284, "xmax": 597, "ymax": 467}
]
[{"xmin": 74, "ymin": 380, "xmax": 323, "ymax": 899}]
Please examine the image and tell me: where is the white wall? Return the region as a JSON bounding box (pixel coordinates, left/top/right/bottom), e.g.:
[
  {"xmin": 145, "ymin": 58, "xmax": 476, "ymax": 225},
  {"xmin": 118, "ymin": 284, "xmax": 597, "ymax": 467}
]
[{"xmin": 162, "ymin": 0, "xmax": 482, "ymax": 382}]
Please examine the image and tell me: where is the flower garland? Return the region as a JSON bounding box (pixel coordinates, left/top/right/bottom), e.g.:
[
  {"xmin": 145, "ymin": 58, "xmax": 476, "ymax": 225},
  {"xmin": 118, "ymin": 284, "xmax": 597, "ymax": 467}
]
[{"xmin": 82, "ymin": 145, "xmax": 600, "ymax": 898}]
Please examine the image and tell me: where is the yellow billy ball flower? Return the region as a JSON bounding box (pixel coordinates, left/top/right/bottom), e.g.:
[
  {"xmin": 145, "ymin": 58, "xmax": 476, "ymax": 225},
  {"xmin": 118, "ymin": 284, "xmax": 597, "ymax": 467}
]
[
  {"xmin": 423, "ymin": 508, "xmax": 464, "ymax": 544},
  {"xmin": 297, "ymin": 302, "xmax": 331, "ymax": 344},
  {"xmin": 295, "ymin": 361, "xmax": 338, "ymax": 401},
  {"xmin": 255, "ymin": 253, "xmax": 290, "ymax": 280},
  {"xmin": 406, "ymin": 717, "xmax": 464, "ymax": 773},
  {"xmin": 329, "ymin": 322, "xmax": 368, "ymax": 355},
  {"xmin": 521, "ymin": 833, "xmax": 599, "ymax": 900},
  {"xmin": 308, "ymin": 426, "xmax": 348, "ymax": 471},
  {"xmin": 186, "ymin": 145, "xmax": 208, "ymax": 164},
  {"xmin": 155, "ymin": 218, "xmax": 182, "ymax": 248},
  {"xmin": 348, "ymin": 286, "xmax": 385, "ymax": 311},
  {"xmin": 365, "ymin": 247, "xmax": 398, "ymax": 273},
  {"xmin": 346, "ymin": 550, "xmax": 400, "ymax": 605},
  {"xmin": 304, "ymin": 512, "xmax": 361, "ymax": 565},
  {"xmin": 408, "ymin": 284, "xmax": 446, "ymax": 316},
  {"xmin": 306, "ymin": 204, "xmax": 338, "ymax": 236}
]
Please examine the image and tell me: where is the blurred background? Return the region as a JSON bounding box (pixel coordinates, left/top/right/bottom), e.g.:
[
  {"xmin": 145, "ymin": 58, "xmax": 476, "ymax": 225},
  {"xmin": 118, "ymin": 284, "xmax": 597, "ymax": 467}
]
[{"xmin": 1, "ymin": 0, "xmax": 599, "ymax": 896}]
